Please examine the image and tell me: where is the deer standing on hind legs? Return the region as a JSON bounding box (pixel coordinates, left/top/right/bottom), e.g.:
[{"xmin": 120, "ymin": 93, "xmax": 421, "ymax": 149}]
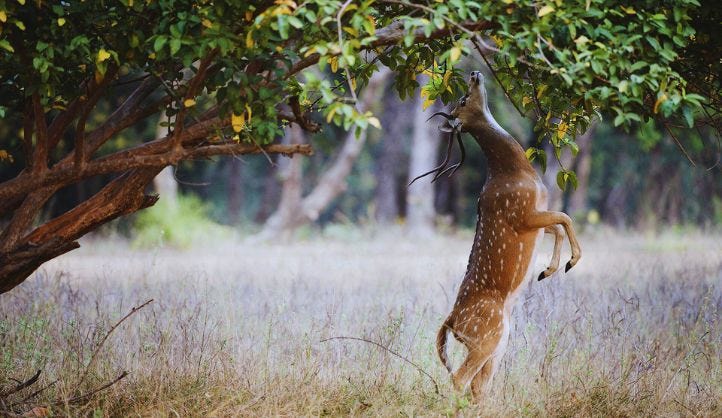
[{"xmin": 424, "ymin": 71, "xmax": 582, "ymax": 401}]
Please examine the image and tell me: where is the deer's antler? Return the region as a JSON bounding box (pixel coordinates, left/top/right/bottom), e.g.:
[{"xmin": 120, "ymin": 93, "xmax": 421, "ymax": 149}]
[{"xmin": 408, "ymin": 130, "xmax": 455, "ymax": 186}]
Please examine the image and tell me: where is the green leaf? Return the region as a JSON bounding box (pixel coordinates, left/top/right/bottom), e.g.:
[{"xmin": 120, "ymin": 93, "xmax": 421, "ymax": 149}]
[
  {"xmin": 556, "ymin": 170, "xmax": 567, "ymax": 191},
  {"xmin": 682, "ymin": 106, "xmax": 694, "ymax": 128},
  {"xmin": 169, "ymin": 38, "xmax": 181, "ymax": 55},
  {"xmin": 153, "ymin": 36, "xmax": 167, "ymax": 52},
  {"xmin": 0, "ymin": 40, "xmax": 14, "ymax": 53}
]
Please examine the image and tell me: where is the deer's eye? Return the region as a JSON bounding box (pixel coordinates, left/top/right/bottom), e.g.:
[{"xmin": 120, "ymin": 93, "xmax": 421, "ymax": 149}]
[{"xmin": 459, "ymin": 97, "xmax": 467, "ymax": 107}]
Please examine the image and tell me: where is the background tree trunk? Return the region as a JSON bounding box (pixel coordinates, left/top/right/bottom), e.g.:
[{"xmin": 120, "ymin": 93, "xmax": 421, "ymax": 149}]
[
  {"xmin": 567, "ymin": 123, "xmax": 596, "ymax": 217},
  {"xmin": 253, "ymin": 69, "xmax": 391, "ymax": 240},
  {"xmin": 152, "ymin": 114, "xmax": 179, "ymax": 209},
  {"xmin": 373, "ymin": 92, "xmax": 411, "ymax": 225},
  {"xmin": 253, "ymin": 124, "xmax": 305, "ymax": 240},
  {"xmin": 226, "ymin": 158, "xmax": 244, "ymax": 224},
  {"xmin": 405, "ymin": 78, "xmax": 440, "ymax": 237}
]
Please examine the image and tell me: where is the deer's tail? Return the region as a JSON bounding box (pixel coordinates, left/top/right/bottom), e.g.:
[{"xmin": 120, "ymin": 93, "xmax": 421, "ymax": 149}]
[{"xmin": 436, "ymin": 316, "xmax": 453, "ymax": 373}]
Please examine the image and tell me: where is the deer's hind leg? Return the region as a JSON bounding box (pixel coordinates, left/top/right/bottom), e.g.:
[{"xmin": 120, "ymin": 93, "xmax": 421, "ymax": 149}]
[
  {"xmin": 451, "ymin": 301, "xmax": 505, "ymax": 393},
  {"xmin": 470, "ymin": 311, "xmax": 510, "ymax": 400}
]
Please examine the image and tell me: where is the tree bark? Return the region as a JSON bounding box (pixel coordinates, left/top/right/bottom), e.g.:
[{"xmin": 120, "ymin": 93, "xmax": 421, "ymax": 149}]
[{"xmin": 405, "ymin": 77, "xmax": 440, "ymax": 238}]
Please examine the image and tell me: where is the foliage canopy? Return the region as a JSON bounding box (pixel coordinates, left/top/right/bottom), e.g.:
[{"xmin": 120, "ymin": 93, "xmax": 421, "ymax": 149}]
[{"xmin": 0, "ymin": 0, "xmax": 719, "ymax": 170}]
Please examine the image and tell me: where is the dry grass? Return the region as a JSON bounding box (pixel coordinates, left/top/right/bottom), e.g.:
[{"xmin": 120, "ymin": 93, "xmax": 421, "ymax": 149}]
[{"xmin": 1, "ymin": 228, "xmax": 721, "ymax": 417}]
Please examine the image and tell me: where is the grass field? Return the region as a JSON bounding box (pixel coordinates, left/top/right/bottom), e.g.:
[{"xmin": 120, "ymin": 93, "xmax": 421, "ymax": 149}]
[{"xmin": 1, "ymin": 228, "xmax": 721, "ymax": 416}]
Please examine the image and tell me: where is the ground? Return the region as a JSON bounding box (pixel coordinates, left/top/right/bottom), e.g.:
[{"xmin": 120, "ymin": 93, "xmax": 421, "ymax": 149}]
[{"xmin": 1, "ymin": 228, "xmax": 720, "ymax": 416}]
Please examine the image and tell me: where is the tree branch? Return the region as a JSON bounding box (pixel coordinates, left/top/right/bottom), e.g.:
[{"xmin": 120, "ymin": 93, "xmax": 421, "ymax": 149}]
[
  {"xmin": 31, "ymin": 94, "xmax": 48, "ymax": 173},
  {"xmin": 74, "ymin": 67, "xmax": 118, "ymax": 169},
  {"xmin": 21, "ymin": 99, "xmax": 33, "ymax": 168},
  {"xmin": 287, "ymin": 19, "xmax": 492, "ymax": 77}
]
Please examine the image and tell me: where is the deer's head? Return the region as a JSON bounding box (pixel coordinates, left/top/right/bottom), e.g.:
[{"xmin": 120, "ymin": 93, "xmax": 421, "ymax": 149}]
[
  {"xmin": 432, "ymin": 71, "xmax": 488, "ymax": 133},
  {"xmin": 409, "ymin": 72, "xmax": 487, "ymax": 185}
]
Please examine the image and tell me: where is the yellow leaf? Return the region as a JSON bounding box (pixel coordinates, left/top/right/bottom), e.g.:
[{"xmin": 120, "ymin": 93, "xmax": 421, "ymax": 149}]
[
  {"xmin": 442, "ymin": 70, "xmax": 451, "ymax": 87},
  {"xmin": 350, "ymin": 77, "xmax": 356, "ymax": 90},
  {"xmin": 326, "ymin": 107, "xmax": 337, "ymax": 123},
  {"xmin": 343, "ymin": 26, "xmax": 358, "ymax": 37},
  {"xmin": 367, "ymin": 116, "xmax": 381, "ymax": 129},
  {"xmin": 17, "ymin": 0, "xmax": 25, "ymax": 5},
  {"xmin": 57, "ymin": 17, "xmax": 66, "ymax": 26},
  {"xmin": 245, "ymin": 104, "xmax": 253, "ymax": 123},
  {"xmin": 0, "ymin": 11, "xmax": 7, "ymax": 22},
  {"xmin": 245, "ymin": 11, "xmax": 253, "ymax": 21},
  {"xmin": 231, "ymin": 113, "xmax": 245, "ymax": 132},
  {"xmin": 522, "ymin": 96, "xmax": 533, "ymax": 106},
  {"xmin": 557, "ymin": 121, "xmax": 568, "ymax": 137},
  {"xmin": 653, "ymin": 93, "xmax": 667, "ymax": 114},
  {"xmin": 537, "ymin": 5, "xmax": 554, "ymax": 17},
  {"xmin": 449, "ymin": 46, "xmax": 462, "ymax": 62},
  {"xmin": 328, "ymin": 56, "xmax": 338, "ymax": 72},
  {"xmin": 536, "ymin": 84, "xmax": 548, "ymax": 99},
  {"xmin": 97, "ymin": 48, "xmax": 111, "ymax": 63},
  {"xmin": 148, "ymin": 52, "xmax": 156, "ymax": 59},
  {"xmin": 491, "ymin": 35, "xmax": 503, "ymax": 47},
  {"xmin": 0, "ymin": 150, "xmax": 14, "ymax": 163},
  {"xmin": 183, "ymin": 99, "xmax": 196, "ymax": 108},
  {"xmin": 271, "ymin": 5, "xmax": 291, "ymax": 16},
  {"xmin": 201, "ymin": 18, "xmax": 213, "ymax": 28},
  {"xmin": 620, "ymin": 6, "xmax": 636, "ymax": 14},
  {"xmin": 365, "ymin": 16, "xmax": 376, "ymax": 34},
  {"xmin": 574, "ymin": 35, "xmax": 589, "ymax": 45},
  {"xmin": 275, "ymin": 0, "xmax": 297, "ymax": 8},
  {"xmin": 422, "ymin": 97, "xmax": 435, "ymax": 110},
  {"xmin": 246, "ymin": 31, "xmax": 254, "ymax": 49}
]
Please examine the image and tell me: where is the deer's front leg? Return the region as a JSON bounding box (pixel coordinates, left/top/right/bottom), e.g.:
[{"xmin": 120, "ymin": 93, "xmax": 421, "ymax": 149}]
[
  {"xmin": 523, "ymin": 211, "xmax": 581, "ymax": 272},
  {"xmin": 538, "ymin": 225, "xmax": 564, "ymax": 281}
]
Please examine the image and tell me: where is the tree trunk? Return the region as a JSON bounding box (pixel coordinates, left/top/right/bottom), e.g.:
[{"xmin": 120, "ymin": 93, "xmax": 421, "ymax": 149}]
[
  {"xmin": 567, "ymin": 123, "xmax": 596, "ymax": 217},
  {"xmin": 226, "ymin": 158, "xmax": 244, "ymax": 224},
  {"xmin": 152, "ymin": 114, "xmax": 179, "ymax": 209},
  {"xmin": 373, "ymin": 92, "xmax": 411, "ymax": 225},
  {"xmin": 0, "ymin": 167, "xmax": 161, "ymax": 293},
  {"xmin": 405, "ymin": 78, "xmax": 440, "ymax": 238},
  {"xmin": 253, "ymin": 124, "xmax": 305, "ymax": 239},
  {"xmin": 253, "ymin": 70, "xmax": 391, "ymax": 240}
]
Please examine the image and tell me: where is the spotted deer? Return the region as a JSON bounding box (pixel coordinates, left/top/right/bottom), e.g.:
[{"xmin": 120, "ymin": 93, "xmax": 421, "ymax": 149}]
[{"xmin": 427, "ymin": 71, "xmax": 582, "ymax": 400}]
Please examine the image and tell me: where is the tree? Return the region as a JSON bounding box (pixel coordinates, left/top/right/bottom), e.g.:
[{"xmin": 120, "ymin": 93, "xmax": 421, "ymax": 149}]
[
  {"xmin": 255, "ymin": 69, "xmax": 390, "ymax": 240},
  {"xmin": 373, "ymin": 91, "xmax": 412, "ymax": 225},
  {"xmin": 406, "ymin": 78, "xmax": 441, "ymax": 237},
  {"xmin": 1, "ymin": 0, "xmax": 720, "ymax": 293}
]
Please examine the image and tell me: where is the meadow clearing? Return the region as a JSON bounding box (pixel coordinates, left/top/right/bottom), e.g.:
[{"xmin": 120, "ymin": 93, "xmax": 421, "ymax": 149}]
[{"xmin": 1, "ymin": 228, "xmax": 720, "ymax": 417}]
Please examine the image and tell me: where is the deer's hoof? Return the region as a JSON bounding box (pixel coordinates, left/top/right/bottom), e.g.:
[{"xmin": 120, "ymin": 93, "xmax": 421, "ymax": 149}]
[
  {"xmin": 537, "ymin": 271, "xmax": 546, "ymax": 281},
  {"xmin": 565, "ymin": 261, "xmax": 573, "ymax": 272}
]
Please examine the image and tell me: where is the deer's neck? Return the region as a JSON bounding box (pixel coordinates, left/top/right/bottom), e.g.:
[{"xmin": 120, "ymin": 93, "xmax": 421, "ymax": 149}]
[{"xmin": 465, "ymin": 107, "xmax": 534, "ymax": 179}]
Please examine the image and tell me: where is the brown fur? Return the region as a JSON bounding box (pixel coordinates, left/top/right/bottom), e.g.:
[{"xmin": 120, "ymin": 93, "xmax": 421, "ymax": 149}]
[{"xmin": 436, "ymin": 72, "xmax": 582, "ymax": 400}]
